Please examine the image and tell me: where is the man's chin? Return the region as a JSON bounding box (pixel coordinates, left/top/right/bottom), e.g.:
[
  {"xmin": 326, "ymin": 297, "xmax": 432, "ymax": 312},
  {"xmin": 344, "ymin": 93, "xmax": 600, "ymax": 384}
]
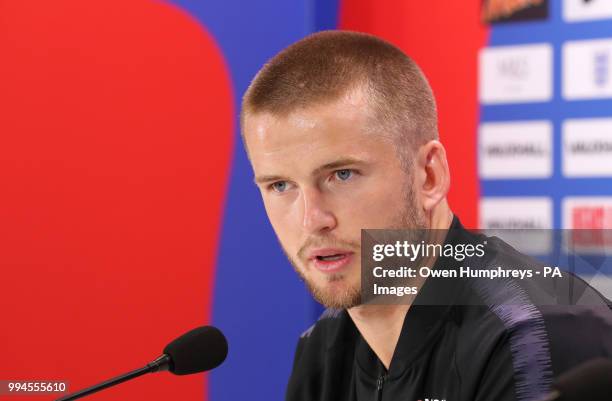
[{"xmin": 305, "ymin": 277, "xmax": 361, "ymax": 309}]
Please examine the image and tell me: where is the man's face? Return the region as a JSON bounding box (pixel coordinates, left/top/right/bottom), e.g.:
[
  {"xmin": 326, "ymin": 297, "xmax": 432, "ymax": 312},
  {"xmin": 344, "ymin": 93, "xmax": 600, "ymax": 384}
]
[{"xmin": 243, "ymin": 91, "xmax": 426, "ymax": 308}]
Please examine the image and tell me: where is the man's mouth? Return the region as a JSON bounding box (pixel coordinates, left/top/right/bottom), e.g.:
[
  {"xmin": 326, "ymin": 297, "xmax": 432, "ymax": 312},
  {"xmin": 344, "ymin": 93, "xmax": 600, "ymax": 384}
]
[
  {"xmin": 309, "ymin": 249, "xmax": 354, "ymax": 273},
  {"xmin": 316, "ymin": 254, "xmax": 345, "ymax": 261}
]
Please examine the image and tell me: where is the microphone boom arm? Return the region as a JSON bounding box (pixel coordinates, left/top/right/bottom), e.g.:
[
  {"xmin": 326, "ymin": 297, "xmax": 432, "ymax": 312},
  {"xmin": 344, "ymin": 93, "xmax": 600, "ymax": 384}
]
[{"xmin": 55, "ymin": 355, "xmax": 170, "ymax": 401}]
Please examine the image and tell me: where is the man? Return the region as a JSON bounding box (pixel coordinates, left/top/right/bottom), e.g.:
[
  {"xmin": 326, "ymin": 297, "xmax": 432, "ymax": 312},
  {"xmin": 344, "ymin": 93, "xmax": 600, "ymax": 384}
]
[{"xmin": 240, "ymin": 31, "xmax": 612, "ymax": 401}]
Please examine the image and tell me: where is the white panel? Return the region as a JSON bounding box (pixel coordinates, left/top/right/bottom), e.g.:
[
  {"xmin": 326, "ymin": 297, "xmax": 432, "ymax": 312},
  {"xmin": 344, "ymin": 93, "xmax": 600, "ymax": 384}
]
[
  {"xmin": 480, "ymin": 121, "xmax": 552, "ymax": 179},
  {"xmin": 563, "ymin": 38, "xmax": 612, "ymax": 100},
  {"xmin": 564, "ymin": 0, "xmax": 612, "ymax": 22},
  {"xmin": 563, "ymin": 118, "xmax": 612, "ymax": 177},
  {"xmin": 479, "ymin": 44, "xmax": 553, "ymax": 104},
  {"xmin": 480, "ymin": 197, "xmax": 553, "ymax": 254},
  {"xmin": 480, "ymin": 197, "xmax": 553, "ymax": 229}
]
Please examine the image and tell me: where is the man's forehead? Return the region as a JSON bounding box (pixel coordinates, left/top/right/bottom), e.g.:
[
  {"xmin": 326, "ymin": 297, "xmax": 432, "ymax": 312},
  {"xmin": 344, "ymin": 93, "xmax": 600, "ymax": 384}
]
[
  {"xmin": 244, "ymin": 116, "xmax": 376, "ymax": 170},
  {"xmin": 244, "ymin": 95, "xmax": 371, "ymax": 153},
  {"xmin": 246, "ymin": 111, "xmax": 322, "ymax": 150}
]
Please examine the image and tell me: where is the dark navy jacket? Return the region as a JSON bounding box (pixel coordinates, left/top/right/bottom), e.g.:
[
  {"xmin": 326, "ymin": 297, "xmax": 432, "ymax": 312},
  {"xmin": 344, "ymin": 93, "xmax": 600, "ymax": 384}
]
[{"xmin": 286, "ymin": 217, "xmax": 612, "ymax": 401}]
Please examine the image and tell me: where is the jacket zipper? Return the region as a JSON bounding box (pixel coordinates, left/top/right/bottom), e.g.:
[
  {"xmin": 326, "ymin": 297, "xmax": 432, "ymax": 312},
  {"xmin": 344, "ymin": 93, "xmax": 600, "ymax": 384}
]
[{"xmin": 375, "ymin": 374, "xmax": 386, "ymax": 401}]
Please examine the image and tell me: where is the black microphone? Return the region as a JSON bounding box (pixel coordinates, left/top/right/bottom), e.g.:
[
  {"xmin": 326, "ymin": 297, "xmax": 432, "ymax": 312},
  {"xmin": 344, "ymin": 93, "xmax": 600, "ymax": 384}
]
[
  {"xmin": 539, "ymin": 358, "xmax": 612, "ymax": 401},
  {"xmin": 56, "ymin": 326, "xmax": 228, "ymax": 401}
]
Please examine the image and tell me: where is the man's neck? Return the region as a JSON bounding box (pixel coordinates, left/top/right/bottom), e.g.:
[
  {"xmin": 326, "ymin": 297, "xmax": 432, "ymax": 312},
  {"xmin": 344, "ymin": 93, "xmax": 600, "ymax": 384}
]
[{"xmin": 348, "ymin": 205, "xmax": 454, "ymax": 370}]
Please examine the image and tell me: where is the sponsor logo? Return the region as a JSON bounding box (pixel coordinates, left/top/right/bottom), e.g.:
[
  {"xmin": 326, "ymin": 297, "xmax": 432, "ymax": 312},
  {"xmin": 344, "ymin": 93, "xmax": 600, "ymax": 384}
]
[
  {"xmin": 479, "ymin": 121, "xmax": 552, "ymax": 179},
  {"xmin": 562, "ymin": 198, "xmax": 612, "ymax": 256},
  {"xmin": 498, "ymin": 57, "xmax": 528, "ymax": 79},
  {"xmin": 594, "ymin": 50, "xmax": 609, "ymax": 87},
  {"xmin": 484, "ymin": 144, "xmax": 544, "ymax": 156},
  {"xmin": 564, "ymin": 0, "xmax": 612, "ymax": 22},
  {"xmin": 563, "ymin": 197, "xmax": 612, "ymax": 229},
  {"xmin": 485, "ymin": 144, "xmax": 544, "ymax": 156},
  {"xmin": 569, "ymin": 140, "xmax": 612, "ymax": 153},
  {"xmin": 563, "ymin": 118, "xmax": 612, "ymax": 177},
  {"xmin": 479, "ymin": 44, "xmax": 553, "ymax": 104},
  {"xmin": 563, "ymin": 39, "xmax": 612, "ymax": 100},
  {"xmin": 572, "ymin": 206, "xmax": 612, "ymax": 228}
]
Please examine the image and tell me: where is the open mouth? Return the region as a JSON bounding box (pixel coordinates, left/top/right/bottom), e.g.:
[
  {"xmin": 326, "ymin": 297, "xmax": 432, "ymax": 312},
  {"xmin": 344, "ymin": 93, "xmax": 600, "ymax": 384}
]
[
  {"xmin": 316, "ymin": 254, "xmax": 346, "ymax": 261},
  {"xmin": 311, "ymin": 251, "xmax": 353, "ymax": 273}
]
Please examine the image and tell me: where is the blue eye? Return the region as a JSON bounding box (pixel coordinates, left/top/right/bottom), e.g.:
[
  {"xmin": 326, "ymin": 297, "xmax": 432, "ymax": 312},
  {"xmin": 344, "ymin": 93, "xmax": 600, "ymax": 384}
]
[
  {"xmin": 335, "ymin": 169, "xmax": 353, "ymax": 181},
  {"xmin": 271, "ymin": 181, "xmax": 288, "ymax": 192}
]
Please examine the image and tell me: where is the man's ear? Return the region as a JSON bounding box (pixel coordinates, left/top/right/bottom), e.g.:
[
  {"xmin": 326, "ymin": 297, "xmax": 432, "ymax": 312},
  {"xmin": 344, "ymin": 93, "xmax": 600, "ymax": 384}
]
[{"xmin": 413, "ymin": 140, "xmax": 451, "ymax": 212}]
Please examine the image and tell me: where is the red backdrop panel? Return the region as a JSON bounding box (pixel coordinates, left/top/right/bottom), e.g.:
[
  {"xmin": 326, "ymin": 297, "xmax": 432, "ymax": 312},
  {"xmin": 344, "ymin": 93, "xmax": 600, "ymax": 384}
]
[
  {"xmin": 0, "ymin": 1, "xmax": 233, "ymax": 400},
  {"xmin": 340, "ymin": 0, "xmax": 487, "ymax": 228}
]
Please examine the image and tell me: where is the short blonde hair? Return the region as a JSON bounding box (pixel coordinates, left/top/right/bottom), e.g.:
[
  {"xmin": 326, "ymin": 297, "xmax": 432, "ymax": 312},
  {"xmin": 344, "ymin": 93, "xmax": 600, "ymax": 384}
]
[{"xmin": 241, "ymin": 30, "xmax": 438, "ymax": 165}]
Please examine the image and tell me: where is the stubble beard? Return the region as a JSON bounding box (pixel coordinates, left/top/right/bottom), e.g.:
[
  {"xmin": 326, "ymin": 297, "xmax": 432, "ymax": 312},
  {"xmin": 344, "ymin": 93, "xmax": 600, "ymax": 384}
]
[{"xmin": 282, "ymin": 183, "xmax": 428, "ymax": 310}]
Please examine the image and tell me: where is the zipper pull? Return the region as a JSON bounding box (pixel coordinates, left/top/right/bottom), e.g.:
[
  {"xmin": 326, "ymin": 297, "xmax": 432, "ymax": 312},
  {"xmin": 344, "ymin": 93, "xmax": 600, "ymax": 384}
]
[{"xmin": 376, "ymin": 374, "xmax": 386, "ymax": 401}]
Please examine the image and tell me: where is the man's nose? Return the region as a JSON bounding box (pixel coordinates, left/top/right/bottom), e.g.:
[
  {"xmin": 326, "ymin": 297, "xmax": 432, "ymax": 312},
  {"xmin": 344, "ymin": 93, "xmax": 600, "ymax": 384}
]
[{"xmin": 301, "ymin": 187, "xmax": 337, "ymax": 234}]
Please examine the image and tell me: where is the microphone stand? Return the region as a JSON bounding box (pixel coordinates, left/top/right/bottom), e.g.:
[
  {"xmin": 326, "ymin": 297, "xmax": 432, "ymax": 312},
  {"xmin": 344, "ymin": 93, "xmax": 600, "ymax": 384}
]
[{"xmin": 55, "ymin": 355, "xmax": 170, "ymax": 401}]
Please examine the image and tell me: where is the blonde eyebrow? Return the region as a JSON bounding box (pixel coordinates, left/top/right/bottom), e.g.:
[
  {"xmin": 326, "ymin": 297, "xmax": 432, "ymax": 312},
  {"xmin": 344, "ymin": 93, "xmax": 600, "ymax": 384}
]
[
  {"xmin": 311, "ymin": 157, "xmax": 365, "ymax": 176},
  {"xmin": 254, "ymin": 157, "xmax": 366, "ymax": 185},
  {"xmin": 254, "ymin": 174, "xmax": 287, "ymax": 185}
]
